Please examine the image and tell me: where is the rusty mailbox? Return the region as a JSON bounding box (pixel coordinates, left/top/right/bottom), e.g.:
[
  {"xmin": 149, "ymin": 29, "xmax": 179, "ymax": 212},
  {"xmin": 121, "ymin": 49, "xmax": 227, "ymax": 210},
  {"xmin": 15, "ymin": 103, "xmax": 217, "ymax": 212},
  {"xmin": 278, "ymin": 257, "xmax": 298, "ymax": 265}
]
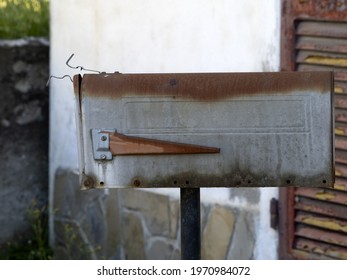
[{"xmin": 74, "ymin": 72, "xmax": 334, "ymax": 189}]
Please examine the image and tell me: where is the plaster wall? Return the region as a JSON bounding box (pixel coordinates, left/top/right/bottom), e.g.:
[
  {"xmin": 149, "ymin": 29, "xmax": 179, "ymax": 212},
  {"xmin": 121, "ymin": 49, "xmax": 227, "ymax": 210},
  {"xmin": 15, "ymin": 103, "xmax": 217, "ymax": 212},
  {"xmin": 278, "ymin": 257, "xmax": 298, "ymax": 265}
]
[{"xmin": 50, "ymin": 0, "xmax": 281, "ymax": 259}]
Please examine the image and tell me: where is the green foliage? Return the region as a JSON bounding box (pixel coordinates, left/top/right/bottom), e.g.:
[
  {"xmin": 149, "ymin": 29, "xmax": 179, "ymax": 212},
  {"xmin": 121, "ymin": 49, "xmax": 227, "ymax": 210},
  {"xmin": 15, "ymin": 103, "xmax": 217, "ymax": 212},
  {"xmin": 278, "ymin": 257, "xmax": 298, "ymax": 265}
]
[
  {"xmin": 0, "ymin": 201, "xmax": 53, "ymax": 260},
  {"xmin": 0, "ymin": 0, "xmax": 49, "ymax": 39},
  {"xmin": 62, "ymin": 223, "xmax": 95, "ymax": 260}
]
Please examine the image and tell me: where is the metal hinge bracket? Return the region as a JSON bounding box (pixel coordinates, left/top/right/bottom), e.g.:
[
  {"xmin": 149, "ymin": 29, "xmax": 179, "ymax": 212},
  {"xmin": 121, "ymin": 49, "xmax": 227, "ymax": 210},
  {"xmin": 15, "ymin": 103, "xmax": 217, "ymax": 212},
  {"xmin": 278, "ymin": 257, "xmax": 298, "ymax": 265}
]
[{"xmin": 91, "ymin": 129, "xmax": 116, "ymax": 160}]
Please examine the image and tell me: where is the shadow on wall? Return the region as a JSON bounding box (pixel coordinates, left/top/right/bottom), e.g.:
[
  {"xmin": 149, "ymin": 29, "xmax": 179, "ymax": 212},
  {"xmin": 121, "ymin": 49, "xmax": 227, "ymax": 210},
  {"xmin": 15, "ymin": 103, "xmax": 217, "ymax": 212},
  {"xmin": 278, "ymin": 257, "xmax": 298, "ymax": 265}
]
[{"xmin": 0, "ymin": 38, "xmax": 49, "ymax": 258}]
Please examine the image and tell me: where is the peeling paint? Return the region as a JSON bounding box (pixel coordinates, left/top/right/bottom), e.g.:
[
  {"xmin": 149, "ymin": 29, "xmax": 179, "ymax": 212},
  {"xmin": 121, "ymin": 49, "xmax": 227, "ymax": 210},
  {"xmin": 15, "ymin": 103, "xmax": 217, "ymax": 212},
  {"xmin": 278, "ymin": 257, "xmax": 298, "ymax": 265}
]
[
  {"xmin": 301, "ymin": 217, "xmax": 347, "ymax": 233},
  {"xmin": 315, "ymin": 191, "xmax": 336, "ymax": 200},
  {"xmin": 304, "ymin": 56, "xmax": 347, "ymax": 67},
  {"xmin": 335, "ymin": 128, "xmax": 345, "ymax": 136},
  {"xmin": 335, "ymin": 86, "xmax": 343, "ymax": 93},
  {"xmin": 334, "ymin": 184, "xmax": 346, "ymax": 191},
  {"xmin": 313, "ymin": 247, "xmax": 347, "ymax": 259}
]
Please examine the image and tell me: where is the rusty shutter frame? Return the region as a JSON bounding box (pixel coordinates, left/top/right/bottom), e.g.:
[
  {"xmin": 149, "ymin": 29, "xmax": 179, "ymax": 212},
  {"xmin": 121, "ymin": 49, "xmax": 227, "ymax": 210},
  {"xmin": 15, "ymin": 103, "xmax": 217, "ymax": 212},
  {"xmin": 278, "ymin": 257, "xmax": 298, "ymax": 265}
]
[{"xmin": 280, "ymin": 0, "xmax": 347, "ymax": 259}]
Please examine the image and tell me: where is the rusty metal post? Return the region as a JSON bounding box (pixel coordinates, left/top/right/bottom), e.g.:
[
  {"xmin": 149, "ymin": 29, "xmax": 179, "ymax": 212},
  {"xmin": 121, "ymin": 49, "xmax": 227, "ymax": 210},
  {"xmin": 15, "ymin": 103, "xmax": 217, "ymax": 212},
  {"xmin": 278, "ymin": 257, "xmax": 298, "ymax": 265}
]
[{"xmin": 180, "ymin": 188, "xmax": 201, "ymax": 260}]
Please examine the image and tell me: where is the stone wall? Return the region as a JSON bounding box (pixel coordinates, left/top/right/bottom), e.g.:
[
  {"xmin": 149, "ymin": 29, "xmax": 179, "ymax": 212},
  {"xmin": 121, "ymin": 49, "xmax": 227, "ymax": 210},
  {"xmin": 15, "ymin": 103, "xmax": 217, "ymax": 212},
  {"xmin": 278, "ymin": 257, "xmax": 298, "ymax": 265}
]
[
  {"xmin": 0, "ymin": 38, "xmax": 49, "ymax": 246},
  {"xmin": 54, "ymin": 170, "xmax": 256, "ymax": 260}
]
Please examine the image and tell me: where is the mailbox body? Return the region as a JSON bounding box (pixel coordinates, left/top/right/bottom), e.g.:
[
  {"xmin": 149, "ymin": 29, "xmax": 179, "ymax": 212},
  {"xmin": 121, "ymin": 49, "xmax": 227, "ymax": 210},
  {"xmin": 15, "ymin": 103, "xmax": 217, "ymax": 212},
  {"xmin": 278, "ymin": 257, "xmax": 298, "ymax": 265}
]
[{"xmin": 74, "ymin": 72, "xmax": 334, "ymax": 189}]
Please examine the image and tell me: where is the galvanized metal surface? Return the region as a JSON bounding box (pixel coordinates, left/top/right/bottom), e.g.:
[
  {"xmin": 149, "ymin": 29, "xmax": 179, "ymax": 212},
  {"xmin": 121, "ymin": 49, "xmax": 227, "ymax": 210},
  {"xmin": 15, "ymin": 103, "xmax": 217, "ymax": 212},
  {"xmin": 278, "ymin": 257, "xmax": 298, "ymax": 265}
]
[
  {"xmin": 279, "ymin": 1, "xmax": 347, "ymax": 259},
  {"xmin": 74, "ymin": 72, "xmax": 334, "ymax": 189}
]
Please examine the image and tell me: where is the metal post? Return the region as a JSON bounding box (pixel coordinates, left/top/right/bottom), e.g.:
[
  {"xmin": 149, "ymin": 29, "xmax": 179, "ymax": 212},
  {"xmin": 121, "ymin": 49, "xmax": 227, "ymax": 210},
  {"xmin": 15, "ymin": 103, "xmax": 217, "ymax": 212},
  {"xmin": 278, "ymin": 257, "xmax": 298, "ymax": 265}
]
[{"xmin": 180, "ymin": 188, "xmax": 201, "ymax": 260}]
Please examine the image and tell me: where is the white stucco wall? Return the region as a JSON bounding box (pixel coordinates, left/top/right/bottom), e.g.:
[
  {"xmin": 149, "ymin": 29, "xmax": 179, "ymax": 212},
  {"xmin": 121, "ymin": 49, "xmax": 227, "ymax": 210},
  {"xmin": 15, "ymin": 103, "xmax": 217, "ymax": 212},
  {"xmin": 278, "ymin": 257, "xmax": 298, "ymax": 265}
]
[{"xmin": 50, "ymin": 0, "xmax": 280, "ymax": 259}]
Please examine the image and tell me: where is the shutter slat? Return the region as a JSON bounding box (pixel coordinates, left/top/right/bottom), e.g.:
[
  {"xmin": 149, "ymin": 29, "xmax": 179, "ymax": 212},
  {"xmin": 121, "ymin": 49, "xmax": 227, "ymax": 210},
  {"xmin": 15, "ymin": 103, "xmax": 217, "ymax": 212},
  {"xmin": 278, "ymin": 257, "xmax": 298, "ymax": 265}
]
[
  {"xmin": 295, "ymin": 238, "xmax": 347, "ymax": 259},
  {"xmin": 335, "ymin": 82, "xmax": 347, "ymax": 94},
  {"xmin": 334, "ymin": 178, "xmax": 347, "ymax": 192},
  {"xmin": 291, "ymin": 249, "xmax": 336, "ymax": 260},
  {"xmin": 295, "ymin": 224, "xmax": 347, "ymax": 247},
  {"xmin": 335, "ymin": 150, "xmax": 347, "ymax": 165},
  {"xmin": 296, "ymin": 36, "xmax": 347, "ymax": 54},
  {"xmin": 335, "ymin": 125, "xmax": 347, "ymax": 136},
  {"xmin": 295, "ymin": 212, "xmax": 347, "ymax": 234},
  {"xmin": 295, "ymin": 188, "xmax": 347, "ymax": 205},
  {"xmin": 335, "ymin": 72, "xmax": 347, "ymax": 82},
  {"xmin": 295, "ymin": 198, "xmax": 347, "ymax": 220},
  {"xmin": 336, "ymin": 136, "xmax": 347, "ymax": 150},
  {"xmin": 335, "ymin": 96, "xmax": 347, "ymax": 109},
  {"xmin": 297, "ymin": 51, "xmax": 347, "ymax": 68},
  {"xmin": 297, "ymin": 65, "xmax": 347, "ymax": 81},
  {"xmin": 335, "ymin": 163, "xmax": 347, "ymax": 179},
  {"xmin": 296, "ymin": 21, "xmax": 347, "ymax": 39},
  {"xmin": 336, "ymin": 109, "xmax": 347, "ymax": 122}
]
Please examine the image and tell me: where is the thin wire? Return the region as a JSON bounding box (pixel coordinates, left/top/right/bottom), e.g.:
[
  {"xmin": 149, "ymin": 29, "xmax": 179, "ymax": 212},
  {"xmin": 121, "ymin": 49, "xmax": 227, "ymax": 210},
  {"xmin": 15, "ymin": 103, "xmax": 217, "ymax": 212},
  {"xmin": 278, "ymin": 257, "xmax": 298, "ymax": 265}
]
[
  {"xmin": 66, "ymin": 53, "xmax": 101, "ymax": 73},
  {"xmin": 47, "ymin": 53, "xmax": 107, "ymax": 86},
  {"xmin": 46, "ymin": 75, "xmax": 73, "ymax": 87}
]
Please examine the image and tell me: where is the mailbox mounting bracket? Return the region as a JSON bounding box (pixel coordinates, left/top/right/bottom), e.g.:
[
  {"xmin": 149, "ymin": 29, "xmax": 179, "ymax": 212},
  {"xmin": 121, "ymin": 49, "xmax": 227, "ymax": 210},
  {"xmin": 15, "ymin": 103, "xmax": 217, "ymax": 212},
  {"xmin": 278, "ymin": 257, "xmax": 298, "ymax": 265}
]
[{"xmin": 91, "ymin": 129, "xmax": 115, "ymax": 160}]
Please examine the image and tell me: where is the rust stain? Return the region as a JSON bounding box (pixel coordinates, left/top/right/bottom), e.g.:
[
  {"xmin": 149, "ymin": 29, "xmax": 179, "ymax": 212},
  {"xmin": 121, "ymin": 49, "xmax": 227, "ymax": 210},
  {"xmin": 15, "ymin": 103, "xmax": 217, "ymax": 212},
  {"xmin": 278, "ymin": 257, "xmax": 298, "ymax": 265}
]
[
  {"xmin": 335, "ymin": 72, "xmax": 347, "ymax": 82},
  {"xmin": 335, "ymin": 138, "xmax": 347, "ymax": 150},
  {"xmin": 73, "ymin": 74, "xmax": 82, "ymax": 97},
  {"xmin": 125, "ymin": 170, "xmax": 332, "ymax": 188},
  {"xmin": 335, "ymin": 113, "xmax": 347, "ymax": 123},
  {"xmin": 73, "ymin": 74, "xmax": 83, "ymax": 119},
  {"xmin": 80, "ymin": 72, "xmax": 332, "ymax": 101},
  {"xmin": 335, "ymin": 96, "xmax": 347, "ymax": 109},
  {"xmin": 304, "ymin": 56, "xmax": 347, "ymax": 67}
]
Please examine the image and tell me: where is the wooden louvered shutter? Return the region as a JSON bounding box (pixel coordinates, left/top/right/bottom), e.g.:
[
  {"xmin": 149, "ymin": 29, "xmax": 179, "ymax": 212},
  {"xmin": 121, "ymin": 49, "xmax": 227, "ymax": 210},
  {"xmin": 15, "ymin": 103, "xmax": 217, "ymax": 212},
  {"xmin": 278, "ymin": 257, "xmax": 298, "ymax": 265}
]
[{"xmin": 279, "ymin": 0, "xmax": 347, "ymax": 259}]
